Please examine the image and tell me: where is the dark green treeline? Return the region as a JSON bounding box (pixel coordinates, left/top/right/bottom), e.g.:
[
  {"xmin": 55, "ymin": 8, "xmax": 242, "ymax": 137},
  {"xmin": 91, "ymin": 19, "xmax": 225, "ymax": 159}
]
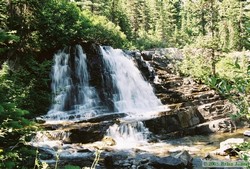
[{"xmin": 72, "ymin": 0, "xmax": 250, "ymax": 50}]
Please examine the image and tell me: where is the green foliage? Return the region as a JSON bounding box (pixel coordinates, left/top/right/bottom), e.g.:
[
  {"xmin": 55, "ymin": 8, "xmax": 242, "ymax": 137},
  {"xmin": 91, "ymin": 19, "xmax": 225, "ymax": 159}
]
[
  {"xmin": 179, "ymin": 50, "xmax": 250, "ymax": 120},
  {"xmin": 2, "ymin": 0, "xmax": 250, "ymax": 52},
  {"xmin": 34, "ymin": 0, "xmax": 82, "ymax": 49},
  {"xmin": 132, "ymin": 31, "xmax": 166, "ymax": 50},
  {"xmin": 0, "ymin": 59, "xmax": 52, "ymax": 117},
  {"xmin": 19, "ymin": 59, "xmax": 52, "ymax": 117},
  {"xmin": 64, "ymin": 165, "xmax": 81, "ymax": 169},
  {"xmin": 235, "ymin": 141, "xmax": 250, "ymax": 167},
  {"xmin": 32, "ymin": 0, "xmax": 127, "ymax": 50},
  {"xmin": 206, "ymin": 56, "xmax": 250, "ymax": 119},
  {"xmin": 179, "ymin": 0, "xmax": 249, "ymax": 51},
  {"xmin": 79, "ymin": 11, "xmax": 127, "ymax": 48},
  {"xmin": 0, "ymin": 31, "xmax": 19, "ymax": 54},
  {"xmin": 0, "ymin": 63, "xmax": 37, "ymax": 168},
  {"xmin": 178, "ymin": 48, "xmax": 212, "ymax": 80},
  {"xmin": 0, "ymin": 0, "xmax": 19, "ymax": 55}
]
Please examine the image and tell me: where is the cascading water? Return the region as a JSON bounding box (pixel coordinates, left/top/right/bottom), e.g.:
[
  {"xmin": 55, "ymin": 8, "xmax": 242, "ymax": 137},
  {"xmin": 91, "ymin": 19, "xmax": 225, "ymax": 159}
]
[
  {"xmin": 41, "ymin": 44, "xmax": 166, "ymax": 148},
  {"xmin": 31, "ymin": 130, "xmax": 70, "ymax": 147},
  {"xmin": 100, "ymin": 46, "xmax": 164, "ymax": 147},
  {"xmin": 100, "ymin": 46, "xmax": 162, "ymax": 116},
  {"xmin": 44, "ymin": 45, "xmax": 163, "ymax": 122},
  {"xmin": 44, "ymin": 45, "xmax": 103, "ymax": 122},
  {"xmin": 106, "ymin": 121, "xmax": 151, "ymax": 149}
]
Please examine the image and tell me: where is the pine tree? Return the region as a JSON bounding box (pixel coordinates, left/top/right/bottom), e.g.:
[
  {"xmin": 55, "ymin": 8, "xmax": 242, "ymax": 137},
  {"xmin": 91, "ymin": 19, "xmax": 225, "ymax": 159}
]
[
  {"xmin": 240, "ymin": 0, "xmax": 250, "ymax": 50},
  {"xmin": 218, "ymin": 0, "xmax": 241, "ymax": 51},
  {"xmin": 165, "ymin": 0, "xmax": 181, "ymax": 46}
]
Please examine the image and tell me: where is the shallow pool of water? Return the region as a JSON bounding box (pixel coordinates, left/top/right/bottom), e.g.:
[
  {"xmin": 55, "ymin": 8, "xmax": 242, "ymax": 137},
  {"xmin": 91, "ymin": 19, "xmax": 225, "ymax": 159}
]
[{"xmin": 138, "ymin": 128, "xmax": 250, "ymax": 158}]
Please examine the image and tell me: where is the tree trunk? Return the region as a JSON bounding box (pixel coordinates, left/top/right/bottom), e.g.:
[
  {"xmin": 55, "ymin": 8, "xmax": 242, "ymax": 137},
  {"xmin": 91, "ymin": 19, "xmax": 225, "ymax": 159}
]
[{"xmin": 211, "ymin": 49, "xmax": 216, "ymax": 76}]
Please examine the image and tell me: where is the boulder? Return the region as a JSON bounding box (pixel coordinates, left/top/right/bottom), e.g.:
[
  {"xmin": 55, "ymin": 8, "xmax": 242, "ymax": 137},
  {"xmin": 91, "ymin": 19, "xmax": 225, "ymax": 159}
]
[
  {"xmin": 213, "ymin": 138, "xmax": 244, "ymax": 156},
  {"xmin": 141, "ymin": 51, "xmax": 155, "ymax": 60},
  {"xmin": 69, "ymin": 122, "xmax": 112, "ymax": 143},
  {"xmin": 174, "ymin": 150, "xmax": 193, "ymax": 166},
  {"xmin": 243, "ymin": 130, "xmax": 250, "ymax": 137},
  {"xmin": 220, "ymin": 138, "xmax": 244, "ymax": 151},
  {"xmin": 102, "ymin": 136, "xmax": 116, "ymax": 146},
  {"xmin": 104, "ymin": 151, "xmax": 132, "ymax": 168},
  {"xmin": 104, "ymin": 151, "xmax": 191, "ymax": 169},
  {"xmin": 144, "ymin": 107, "xmax": 204, "ymax": 134},
  {"xmin": 208, "ymin": 118, "xmax": 235, "ymax": 133},
  {"xmin": 148, "ymin": 156, "xmax": 185, "ymax": 169}
]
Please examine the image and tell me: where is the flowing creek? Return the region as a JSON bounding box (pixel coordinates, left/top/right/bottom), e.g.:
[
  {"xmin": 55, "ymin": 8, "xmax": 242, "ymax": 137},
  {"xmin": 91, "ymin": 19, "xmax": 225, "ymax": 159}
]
[
  {"xmin": 30, "ymin": 126, "xmax": 249, "ymax": 168},
  {"xmin": 32, "ymin": 44, "xmax": 249, "ymax": 168}
]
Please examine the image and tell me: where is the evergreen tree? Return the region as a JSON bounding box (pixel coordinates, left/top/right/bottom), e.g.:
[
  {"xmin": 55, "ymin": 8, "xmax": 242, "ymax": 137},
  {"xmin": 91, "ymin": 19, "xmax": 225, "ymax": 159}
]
[
  {"xmin": 72, "ymin": 0, "xmax": 103, "ymax": 14},
  {"xmin": 0, "ymin": 0, "xmax": 19, "ymax": 55},
  {"xmin": 241, "ymin": 0, "xmax": 250, "ymax": 50},
  {"xmin": 185, "ymin": 0, "xmax": 220, "ymax": 75},
  {"xmin": 179, "ymin": 0, "xmax": 206, "ymax": 45},
  {"xmin": 164, "ymin": 0, "xmax": 182, "ymax": 46},
  {"xmin": 219, "ymin": 0, "xmax": 242, "ymax": 51}
]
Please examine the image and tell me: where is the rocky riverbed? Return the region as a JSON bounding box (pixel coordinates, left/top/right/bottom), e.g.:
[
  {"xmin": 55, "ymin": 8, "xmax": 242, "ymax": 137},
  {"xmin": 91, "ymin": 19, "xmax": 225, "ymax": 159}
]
[{"xmin": 32, "ymin": 47, "xmax": 250, "ymax": 169}]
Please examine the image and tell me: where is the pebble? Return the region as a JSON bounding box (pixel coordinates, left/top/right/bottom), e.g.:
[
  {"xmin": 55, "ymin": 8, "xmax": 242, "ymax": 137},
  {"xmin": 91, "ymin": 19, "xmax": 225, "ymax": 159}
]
[
  {"xmin": 131, "ymin": 165, "xmax": 136, "ymax": 169},
  {"xmin": 123, "ymin": 163, "xmax": 131, "ymax": 167}
]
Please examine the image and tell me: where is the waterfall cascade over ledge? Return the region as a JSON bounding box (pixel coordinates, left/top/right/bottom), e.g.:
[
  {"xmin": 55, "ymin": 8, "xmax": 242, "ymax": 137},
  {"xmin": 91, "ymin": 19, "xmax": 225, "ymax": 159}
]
[
  {"xmin": 30, "ymin": 45, "xmax": 238, "ymax": 168},
  {"xmin": 36, "ymin": 44, "xmax": 169, "ymax": 150},
  {"xmin": 42, "ymin": 44, "xmax": 166, "ymax": 123}
]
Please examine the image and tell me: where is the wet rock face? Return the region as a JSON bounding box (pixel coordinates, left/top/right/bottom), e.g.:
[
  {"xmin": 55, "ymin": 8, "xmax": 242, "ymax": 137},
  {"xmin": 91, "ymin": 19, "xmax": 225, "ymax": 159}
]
[
  {"xmin": 141, "ymin": 50, "xmax": 154, "ymax": 61},
  {"xmin": 69, "ymin": 127, "xmax": 105, "ymax": 144},
  {"xmin": 148, "ymin": 156, "xmax": 185, "ymax": 169},
  {"xmin": 83, "ymin": 42, "xmax": 115, "ymax": 111},
  {"xmin": 144, "ymin": 107, "xmax": 204, "ymax": 135},
  {"xmin": 131, "ymin": 50, "xmax": 155, "ymax": 81},
  {"xmin": 130, "ymin": 48, "xmax": 237, "ymax": 137}
]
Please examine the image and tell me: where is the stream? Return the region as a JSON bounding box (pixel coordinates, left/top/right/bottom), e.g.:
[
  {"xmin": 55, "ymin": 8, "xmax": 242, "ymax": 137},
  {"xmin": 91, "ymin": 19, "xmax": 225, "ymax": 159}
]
[{"xmin": 32, "ymin": 44, "xmax": 249, "ymax": 168}]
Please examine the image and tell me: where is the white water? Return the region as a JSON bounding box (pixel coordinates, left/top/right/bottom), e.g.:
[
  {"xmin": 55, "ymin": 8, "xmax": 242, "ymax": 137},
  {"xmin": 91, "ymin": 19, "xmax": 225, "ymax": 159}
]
[
  {"xmin": 41, "ymin": 44, "xmax": 167, "ymax": 148},
  {"xmin": 106, "ymin": 121, "xmax": 150, "ymax": 149},
  {"xmin": 31, "ymin": 130, "xmax": 70, "ymax": 148},
  {"xmin": 45, "ymin": 45, "xmax": 101, "ymax": 122},
  {"xmin": 44, "ymin": 45, "xmax": 164, "ymax": 123},
  {"xmin": 50, "ymin": 49, "xmax": 70, "ymax": 112},
  {"xmin": 101, "ymin": 46, "xmax": 166, "ymax": 148},
  {"xmin": 101, "ymin": 46, "xmax": 162, "ymax": 116}
]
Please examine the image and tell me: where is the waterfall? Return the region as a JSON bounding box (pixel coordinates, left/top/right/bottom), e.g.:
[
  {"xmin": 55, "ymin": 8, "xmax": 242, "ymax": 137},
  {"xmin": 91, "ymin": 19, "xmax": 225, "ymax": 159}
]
[
  {"xmin": 106, "ymin": 121, "xmax": 150, "ymax": 149},
  {"xmin": 35, "ymin": 44, "xmax": 170, "ymax": 151},
  {"xmin": 45, "ymin": 45, "xmax": 103, "ymax": 122},
  {"xmin": 31, "ymin": 130, "xmax": 70, "ymax": 147},
  {"xmin": 43, "ymin": 45, "xmax": 163, "ymax": 122},
  {"xmin": 100, "ymin": 46, "xmax": 163, "ymax": 147},
  {"xmin": 101, "ymin": 46, "xmax": 162, "ymax": 116},
  {"xmin": 43, "ymin": 44, "xmax": 164, "ymax": 124}
]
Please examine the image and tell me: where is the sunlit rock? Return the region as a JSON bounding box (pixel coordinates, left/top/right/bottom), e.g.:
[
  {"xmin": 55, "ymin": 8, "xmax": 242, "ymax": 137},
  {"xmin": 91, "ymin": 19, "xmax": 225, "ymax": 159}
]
[
  {"xmin": 213, "ymin": 138, "xmax": 244, "ymax": 156},
  {"xmin": 102, "ymin": 136, "xmax": 116, "ymax": 146},
  {"xmin": 243, "ymin": 130, "xmax": 250, "ymax": 137}
]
